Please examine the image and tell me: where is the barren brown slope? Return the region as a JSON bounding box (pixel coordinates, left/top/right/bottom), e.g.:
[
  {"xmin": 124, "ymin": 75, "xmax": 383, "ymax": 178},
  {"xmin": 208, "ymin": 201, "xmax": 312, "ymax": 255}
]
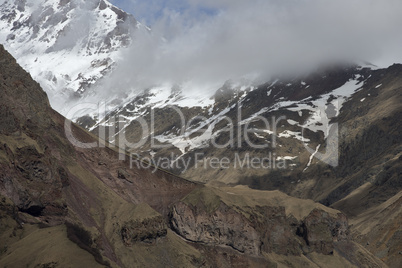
[
  {"xmin": 333, "ymin": 185, "xmax": 402, "ymax": 267},
  {"xmin": 298, "ymin": 65, "xmax": 402, "ymax": 267},
  {"xmin": 292, "ymin": 64, "xmax": 402, "ymax": 267},
  {"xmin": 0, "ymin": 44, "xmax": 202, "ymax": 267}
]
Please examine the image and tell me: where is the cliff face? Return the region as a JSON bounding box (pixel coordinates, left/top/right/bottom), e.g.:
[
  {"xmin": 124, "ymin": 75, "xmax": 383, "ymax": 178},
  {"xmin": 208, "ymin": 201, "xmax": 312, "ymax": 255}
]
[
  {"xmin": 170, "ymin": 187, "xmax": 348, "ymax": 256},
  {"xmin": 171, "ymin": 201, "xmax": 264, "ymax": 256},
  {"xmin": 169, "ymin": 186, "xmax": 387, "ymax": 267},
  {"xmin": 0, "ymin": 44, "xmax": 390, "ymax": 267}
]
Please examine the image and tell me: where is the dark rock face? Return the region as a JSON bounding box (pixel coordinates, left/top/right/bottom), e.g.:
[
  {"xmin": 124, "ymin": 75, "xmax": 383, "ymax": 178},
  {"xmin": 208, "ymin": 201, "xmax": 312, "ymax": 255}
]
[
  {"xmin": 117, "ymin": 168, "xmax": 132, "ymax": 183},
  {"xmin": 170, "ymin": 197, "xmax": 349, "ymax": 257},
  {"xmin": 171, "ymin": 201, "xmax": 262, "ymax": 255},
  {"xmin": 121, "ymin": 215, "xmax": 167, "ymax": 245},
  {"xmin": 300, "ymin": 209, "xmax": 348, "ymax": 254},
  {"xmin": 0, "ymin": 45, "xmax": 67, "ymax": 225},
  {"xmin": 0, "ymin": 106, "xmax": 19, "ymax": 135},
  {"xmin": 0, "ymin": 142, "xmax": 68, "ymax": 225}
]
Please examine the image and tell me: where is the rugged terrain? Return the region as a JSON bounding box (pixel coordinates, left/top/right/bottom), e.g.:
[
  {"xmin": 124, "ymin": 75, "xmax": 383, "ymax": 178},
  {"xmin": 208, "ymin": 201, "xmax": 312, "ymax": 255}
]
[
  {"xmin": 84, "ymin": 61, "xmax": 401, "ymax": 266},
  {"xmin": 0, "ymin": 43, "xmax": 200, "ymax": 267},
  {"xmin": 0, "ymin": 0, "xmax": 400, "ymax": 267},
  {"xmin": 0, "ymin": 43, "xmax": 393, "ymax": 267}
]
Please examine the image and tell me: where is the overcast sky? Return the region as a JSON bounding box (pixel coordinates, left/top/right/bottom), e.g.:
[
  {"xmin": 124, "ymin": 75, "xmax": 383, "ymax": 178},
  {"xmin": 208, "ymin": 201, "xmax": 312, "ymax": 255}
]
[{"xmin": 107, "ymin": 0, "xmax": 402, "ymax": 91}]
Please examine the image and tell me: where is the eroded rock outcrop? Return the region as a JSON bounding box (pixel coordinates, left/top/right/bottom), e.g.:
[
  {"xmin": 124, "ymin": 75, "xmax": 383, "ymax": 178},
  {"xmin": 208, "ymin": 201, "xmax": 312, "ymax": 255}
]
[
  {"xmin": 170, "ymin": 186, "xmax": 349, "ymax": 257},
  {"xmin": 121, "ymin": 215, "xmax": 167, "ymax": 245},
  {"xmin": 301, "ymin": 208, "xmax": 349, "ymax": 254},
  {"xmin": 171, "ymin": 201, "xmax": 262, "ymax": 255}
]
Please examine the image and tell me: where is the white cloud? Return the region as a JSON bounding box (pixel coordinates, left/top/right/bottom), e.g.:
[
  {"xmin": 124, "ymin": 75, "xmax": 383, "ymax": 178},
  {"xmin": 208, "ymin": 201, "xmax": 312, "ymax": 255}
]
[{"xmin": 105, "ymin": 0, "xmax": 402, "ymax": 93}]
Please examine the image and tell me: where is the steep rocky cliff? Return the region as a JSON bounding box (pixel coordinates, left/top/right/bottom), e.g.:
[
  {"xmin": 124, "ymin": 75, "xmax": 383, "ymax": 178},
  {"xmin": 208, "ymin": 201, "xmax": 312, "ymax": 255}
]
[
  {"xmin": 169, "ymin": 186, "xmax": 387, "ymax": 267},
  {"xmin": 170, "ymin": 187, "xmax": 349, "ymax": 256}
]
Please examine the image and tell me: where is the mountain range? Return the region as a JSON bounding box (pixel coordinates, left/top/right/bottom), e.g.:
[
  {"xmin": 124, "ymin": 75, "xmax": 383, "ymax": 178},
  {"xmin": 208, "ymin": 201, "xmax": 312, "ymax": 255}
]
[{"xmin": 0, "ymin": 0, "xmax": 401, "ymax": 267}]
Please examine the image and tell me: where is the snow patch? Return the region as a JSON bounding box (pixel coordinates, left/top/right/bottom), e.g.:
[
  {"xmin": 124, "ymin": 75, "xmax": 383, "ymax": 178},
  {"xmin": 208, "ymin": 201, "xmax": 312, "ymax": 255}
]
[
  {"xmin": 303, "ymin": 144, "xmax": 321, "ymax": 172},
  {"xmin": 276, "ymin": 156, "xmax": 297, "ymax": 161}
]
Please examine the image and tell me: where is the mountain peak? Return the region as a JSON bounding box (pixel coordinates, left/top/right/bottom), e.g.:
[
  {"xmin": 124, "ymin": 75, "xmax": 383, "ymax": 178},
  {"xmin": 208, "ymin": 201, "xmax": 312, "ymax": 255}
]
[
  {"xmin": 0, "ymin": 0, "xmax": 142, "ymax": 110},
  {"xmin": 1, "ymin": 0, "xmax": 137, "ymax": 55}
]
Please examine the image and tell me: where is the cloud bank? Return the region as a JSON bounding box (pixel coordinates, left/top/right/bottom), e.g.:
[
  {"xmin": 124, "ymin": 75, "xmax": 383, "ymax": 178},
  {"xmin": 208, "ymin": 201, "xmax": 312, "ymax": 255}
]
[{"xmin": 106, "ymin": 0, "xmax": 402, "ymax": 93}]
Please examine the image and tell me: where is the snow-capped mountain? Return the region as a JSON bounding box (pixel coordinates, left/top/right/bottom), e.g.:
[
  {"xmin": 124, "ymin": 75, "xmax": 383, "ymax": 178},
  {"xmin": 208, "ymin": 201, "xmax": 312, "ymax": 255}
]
[
  {"xmin": 1, "ymin": 0, "xmax": 395, "ymax": 186},
  {"xmin": 84, "ymin": 64, "xmax": 378, "ymax": 181},
  {"xmin": 0, "ymin": 0, "xmax": 144, "ymax": 113},
  {"xmin": 1, "ymin": 2, "xmax": 401, "ymax": 265}
]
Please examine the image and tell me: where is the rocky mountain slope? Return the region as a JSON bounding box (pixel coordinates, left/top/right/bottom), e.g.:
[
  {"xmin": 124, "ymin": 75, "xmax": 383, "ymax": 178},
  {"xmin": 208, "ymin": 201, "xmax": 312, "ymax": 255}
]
[
  {"xmin": 81, "ymin": 62, "xmax": 402, "ymax": 267},
  {"xmin": 0, "ymin": 0, "xmax": 400, "ymax": 266},
  {"xmin": 0, "ymin": 44, "xmax": 391, "ymax": 267},
  {"xmin": 0, "ymin": 43, "xmax": 199, "ymax": 267}
]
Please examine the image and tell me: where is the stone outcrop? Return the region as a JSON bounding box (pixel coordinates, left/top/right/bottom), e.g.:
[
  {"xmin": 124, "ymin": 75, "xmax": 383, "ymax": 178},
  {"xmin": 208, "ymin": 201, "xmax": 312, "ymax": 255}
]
[
  {"xmin": 300, "ymin": 208, "xmax": 348, "ymax": 254},
  {"xmin": 170, "ymin": 187, "xmax": 349, "ymax": 257},
  {"xmin": 121, "ymin": 215, "xmax": 167, "ymax": 245},
  {"xmin": 171, "ymin": 201, "xmax": 262, "ymax": 255}
]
